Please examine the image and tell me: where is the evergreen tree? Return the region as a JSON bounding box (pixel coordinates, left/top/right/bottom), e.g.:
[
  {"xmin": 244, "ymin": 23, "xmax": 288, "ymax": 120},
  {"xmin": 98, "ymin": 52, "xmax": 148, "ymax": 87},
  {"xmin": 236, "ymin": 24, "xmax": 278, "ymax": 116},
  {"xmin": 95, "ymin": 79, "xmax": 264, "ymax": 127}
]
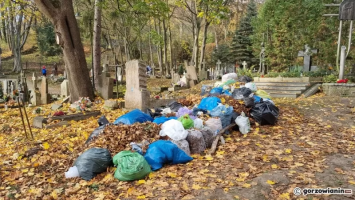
[
  {"xmin": 229, "ymin": 0, "xmax": 257, "ymax": 67},
  {"xmin": 211, "ymin": 44, "xmax": 231, "ymax": 64},
  {"xmin": 36, "ymin": 22, "xmax": 62, "ymax": 56}
]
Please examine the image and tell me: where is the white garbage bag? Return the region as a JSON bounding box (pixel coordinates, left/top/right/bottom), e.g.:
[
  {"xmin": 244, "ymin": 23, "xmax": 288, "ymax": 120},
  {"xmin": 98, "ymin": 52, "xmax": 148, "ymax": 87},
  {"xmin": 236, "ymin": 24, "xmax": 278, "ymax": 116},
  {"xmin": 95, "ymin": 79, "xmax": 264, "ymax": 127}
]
[
  {"xmin": 245, "ymin": 82, "xmax": 257, "ymax": 92},
  {"xmin": 235, "ymin": 112, "xmax": 250, "ymax": 134},
  {"xmin": 194, "ymin": 118, "xmax": 204, "ymax": 129},
  {"xmin": 222, "ymin": 73, "xmax": 238, "ymax": 83},
  {"xmin": 159, "ymin": 120, "xmax": 188, "ymax": 141},
  {"xmin": 205, "ymin": 118, "xmax": 223, "ymax": 135}
]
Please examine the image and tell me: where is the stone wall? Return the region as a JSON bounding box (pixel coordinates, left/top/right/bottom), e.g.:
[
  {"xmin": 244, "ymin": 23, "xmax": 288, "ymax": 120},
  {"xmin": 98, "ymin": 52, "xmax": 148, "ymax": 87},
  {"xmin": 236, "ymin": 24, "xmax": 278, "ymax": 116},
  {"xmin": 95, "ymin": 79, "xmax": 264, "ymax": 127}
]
[{"xmin": 322, "ymin": 83, "xmax": 355, "ymax": 97}]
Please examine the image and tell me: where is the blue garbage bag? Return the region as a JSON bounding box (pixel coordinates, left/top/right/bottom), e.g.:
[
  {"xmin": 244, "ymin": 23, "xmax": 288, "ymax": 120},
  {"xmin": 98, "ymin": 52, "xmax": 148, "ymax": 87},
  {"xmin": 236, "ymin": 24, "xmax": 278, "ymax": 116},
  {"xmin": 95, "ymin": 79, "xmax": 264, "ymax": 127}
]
[
  {"xmin": 210, "ymin": 104, "xmax": 234, "ymax": 129},
  {"xmin": 210, "ymin": 87, "xmax": 223, "ymax": 95},
  {"xmin": 254, "ymin": 95, "xmax": 262, "ymax": 103},
  {"xmin": 197, "ymin": 97, "xmax": 221, "ymax": 111},
  {"xmin": 222, "ymin": 89, "xmax": 231, "ymax": 96},
  {"xmin": 153, "ymin": 116, "xmax": 178, "ymax": 125},
  {"xmin": 114, "ymin": 109, "xmax": 153, "ymax": 125},
  {"xmin": 144, "ymin": 140, "xmax": 193, "ymax": 171}
]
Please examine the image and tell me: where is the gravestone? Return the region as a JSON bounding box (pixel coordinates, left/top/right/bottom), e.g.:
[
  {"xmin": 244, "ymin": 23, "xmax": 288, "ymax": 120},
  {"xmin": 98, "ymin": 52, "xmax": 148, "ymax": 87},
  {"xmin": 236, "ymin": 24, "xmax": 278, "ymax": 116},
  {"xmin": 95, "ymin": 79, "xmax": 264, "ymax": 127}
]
[
  {"xmin": 116, "ymin": 66, "xmax": 122, "ymax": 82},
  {"xmin": 186, "ymin": 66, "xmax": 198, "ymax": 87},
  {"xmin": 30, "ymin": 89, "xmax": 41, "ymax": 106},
  {"xmin": 298, "ymin": 45, "xmax": 318, "ymax": 72},
  {"xmin": 40, "ymin": 77, "xmax": 49, "ymax": 104},
  {"xmin": 199, "ymin": 70, "xmax": 208, "ymax": 81},
  {"xmin": 97, "ymin": 73, "xmax": 114, "ymax": 100},
  {"xmin": 63, "ymin": 70, "xmax": 67, "ymax": 79},
  {"xmin": 172, "ymin": 73, "xmax": 180, "ymax": 84},
  {"xmin": 124, "ymin": 60, "xmax": 150, "ymax": 110},
  {"xmin": 61, "ymin": 80, "xmax": 70, "ymax": 98},
  {"xmin": 339, "ymin": 0, "xmax": 355, "ymax": 20},
  {"xmin": 242, "ymin": 61, "xmax": 247, "ymax": 70}
]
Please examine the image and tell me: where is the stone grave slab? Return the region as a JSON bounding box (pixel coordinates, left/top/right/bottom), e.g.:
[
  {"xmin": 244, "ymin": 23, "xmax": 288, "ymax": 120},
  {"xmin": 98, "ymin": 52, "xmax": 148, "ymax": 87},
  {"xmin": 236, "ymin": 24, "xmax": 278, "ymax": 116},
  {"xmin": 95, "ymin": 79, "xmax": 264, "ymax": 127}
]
[
  {"xmin": 33, "ymin": 110, "xmax": 101, "ymax": 129},
  {"xmin": 61, "ymin": 80, "xmax": 70, "ymax": 98},
  {"xmin": 97, "ymin": 73, "xmax": 114, "ymax": 100},
  {"xmin": 186, "ymin": 66, "xmax": 198, "ymax": 81}
]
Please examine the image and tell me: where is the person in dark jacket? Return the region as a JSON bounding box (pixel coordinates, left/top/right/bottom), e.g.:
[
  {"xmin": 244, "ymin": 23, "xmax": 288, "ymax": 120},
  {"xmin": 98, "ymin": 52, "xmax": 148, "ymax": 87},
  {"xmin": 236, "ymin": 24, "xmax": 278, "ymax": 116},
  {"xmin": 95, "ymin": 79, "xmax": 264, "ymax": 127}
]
[{"xmin": 42, "ymin": 66, "xmax": 47, "ymax": 77}]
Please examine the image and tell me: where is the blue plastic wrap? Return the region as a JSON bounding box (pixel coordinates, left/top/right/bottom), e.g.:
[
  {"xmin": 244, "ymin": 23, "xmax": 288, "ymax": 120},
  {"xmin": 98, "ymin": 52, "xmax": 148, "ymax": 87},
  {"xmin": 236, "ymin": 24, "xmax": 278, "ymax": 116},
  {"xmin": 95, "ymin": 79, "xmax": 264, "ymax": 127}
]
[
  {"xmin": 153, "ymin": 116, "xmax": 178, "ymax": 125},
  {"xmin": 197, "ymin": 97, "xmax": 221, "ymax": 111},
  {"xmin": 114, "ymin": 109, "xmax": 153, "ymax": 125},
  {"xmin": 222, "ymin": 89, "xmax": 232, "ymax": 96},
  {"xmin": 144, "ymin": 140, "xmax": 193, "ymax": 171},
  {"xmin": 210, "ymin": 104, "xmax": 234, "ymax": 129},
  {"xmin": 210, "ymin": 87, "xmax": 223, "ymax": 95}
]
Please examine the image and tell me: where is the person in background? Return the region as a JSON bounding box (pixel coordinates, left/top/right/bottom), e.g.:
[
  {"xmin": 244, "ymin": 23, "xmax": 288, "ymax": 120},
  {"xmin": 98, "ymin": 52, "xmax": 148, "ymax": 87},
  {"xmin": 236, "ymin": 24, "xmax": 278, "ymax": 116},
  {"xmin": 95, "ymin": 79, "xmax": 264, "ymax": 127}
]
[
  {"xmin": 42, "ymin": 66, "xmax": 47, "ymax": 77},
  {"xmin": 146, "ymin": 65, "xmax": 152, "ymax": 76}
]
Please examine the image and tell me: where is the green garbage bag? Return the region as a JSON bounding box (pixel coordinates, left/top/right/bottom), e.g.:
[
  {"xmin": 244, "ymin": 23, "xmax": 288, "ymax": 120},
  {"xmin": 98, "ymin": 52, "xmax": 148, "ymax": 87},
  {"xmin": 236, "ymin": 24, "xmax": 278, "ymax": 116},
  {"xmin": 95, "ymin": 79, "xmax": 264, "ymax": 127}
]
[
  {"xmin": 113, "ymin": 151, "xmax": 151, "ymax": 181},
  {"xmin": 178, "ymin": 114, "xmax": 194, "ymax": 129},
  {"xmin": 221, "ymin": 79, "xmax": 236, "ymax": 87}
]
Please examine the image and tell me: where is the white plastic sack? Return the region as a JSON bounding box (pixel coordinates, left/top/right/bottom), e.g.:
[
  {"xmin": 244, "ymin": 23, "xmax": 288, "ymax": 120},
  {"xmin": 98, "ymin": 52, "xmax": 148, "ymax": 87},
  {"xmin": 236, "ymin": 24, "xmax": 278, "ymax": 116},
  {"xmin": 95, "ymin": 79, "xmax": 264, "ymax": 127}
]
[
  {"xmin": 245, "ymin": 82, "xmax": 257, "ymax": 92},
  {"xmin": 235, "ymin": 112, "xmax": 250, "ymax": 134},
  {"xmin": 194, "ymin": 118, "xmax": 204, "ymax": 129},
  {"xmin": 161, "ymin": 108, "xmax": 172, "ymax": 115},
  {"xmin": 65, "ymin": 166, "xmax": 80, "ymax": 178},
  {"xmin": 223, "ymin": 85, "xmax": 230, "ymax": 90},
  {"xmin": 205, "ymin": 118, "xmax": 223, "ymax": 135},
  {"xmin": 222, "ymin": 73, "xmax": 238, "ymax": 83},
  {"xmin": 214, "ymin": 81, "xmax": 223, "ymax": 87},
  {"xmin": 159, "ymin": 120, "xmax": 188, "ymax": 141}
]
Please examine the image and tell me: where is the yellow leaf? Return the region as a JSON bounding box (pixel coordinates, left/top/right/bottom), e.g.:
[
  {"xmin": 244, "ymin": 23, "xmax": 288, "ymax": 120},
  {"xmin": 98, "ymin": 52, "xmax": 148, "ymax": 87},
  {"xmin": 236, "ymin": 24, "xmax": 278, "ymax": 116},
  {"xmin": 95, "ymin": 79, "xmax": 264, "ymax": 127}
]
[
  {"xmin": 102, "ymin": 173, "xmax": 114, "ymax": 183},
  {"xmin": 137, "ymin": 195, "xmax": 146, "ymax": 199},
  {"xmin": 266, "ymin": 180, "xmax": 276, "ymax": 185},
  {"xmin": 216, "ymin": 151, "xmax": 225, "ymax": 155},
  {"xmin": 221, "ymin": 98, "xmax": 226, "ymax": 104},
  {"xmin": 192, "ymin": 184, "xmax": 201, "ymax": 190},
  {"xmin": 271, "ymin": 164, "xmax": 278, "ymax": 169},
  {"xmin": 278, "ymin": 193, "xmax": 290, "ymax": 200},
  {"xmin": 234, "ymin": 195, "xmax": 240, "ymax": 199},
  {"xmin": 51, "ymin": 190, "xmax": 58, "ymax": 200},
  {"xmin": 224, "ymin": 188, "xmax": 229, "ymax": 192},
  {"xmin": 148, "ymin": 173, "xmax": 155, "ymax": 179},
  {"xmin": 349, "ymin": 180, "xmax": 355, "ymax": 185},
  {"xmin": 167, "ymin": 172, "xmax": 177, "ymax": 178},
  {"xmin": 22, "ymin": 168, "xmax": 29, "ymax": 173},
  {"xmin": 242, "ymin": 183, "xmax": 251, "ymax": 188},
  {"xmin": 205, "ymin": 155, "xmax": 213, "ymax": 161},
  {"xmin": 43, "ymin": 142, "xmax": 50, "ymax": 150},
  {"xmin": 285, "ymin": 149, "xmax": 292, "ymax": 154},
  {"xmin": 137, "ymin": 180, "xmax": 146, "ymax": 185}
]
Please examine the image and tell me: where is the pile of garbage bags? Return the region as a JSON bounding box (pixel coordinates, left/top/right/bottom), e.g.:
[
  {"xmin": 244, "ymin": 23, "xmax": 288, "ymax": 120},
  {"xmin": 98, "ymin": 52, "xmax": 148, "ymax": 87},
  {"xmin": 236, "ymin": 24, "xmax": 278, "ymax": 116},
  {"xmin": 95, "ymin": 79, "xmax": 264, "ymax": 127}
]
[{"xmin": 66, "ymin": 72, "xmax": 279, "ymax": 182}]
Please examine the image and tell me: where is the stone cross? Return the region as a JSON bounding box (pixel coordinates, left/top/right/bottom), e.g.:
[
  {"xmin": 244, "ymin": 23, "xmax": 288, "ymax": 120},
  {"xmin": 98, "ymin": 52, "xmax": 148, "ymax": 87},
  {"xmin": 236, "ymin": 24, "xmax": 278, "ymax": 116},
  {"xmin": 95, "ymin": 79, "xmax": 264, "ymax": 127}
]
[
  {"xmin": 242, "ymin": 61, "xmax": 247, "ymax": 70},
  {"xmin": 202, "ymin": 60, "xmax": 206, "ymax": 70},
  {"xmin": 116, "ymin": 66, "xmax": 122, "ymax": 82},
  {"xmin": 32, "ymin": 73, "xmax": 37, "ymax": 90},
  {"xmin": 298, "ymin": 44, "xmax": 318, "ymax": 72},
  {"xmin": 63, "ymin": 70, "xmax": 67, "ymax": 79},
  {"xmin": 216, "ymin": 60, "xmax": 221, "ymax": 71}
]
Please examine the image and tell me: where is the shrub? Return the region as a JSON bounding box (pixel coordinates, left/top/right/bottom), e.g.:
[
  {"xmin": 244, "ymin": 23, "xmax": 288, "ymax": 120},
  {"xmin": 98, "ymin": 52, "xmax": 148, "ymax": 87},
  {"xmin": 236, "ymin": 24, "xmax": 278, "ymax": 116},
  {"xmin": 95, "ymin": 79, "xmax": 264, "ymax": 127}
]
[{"xmin": 323, "ymin": 74, "xmax": 337, "ymax": 83}]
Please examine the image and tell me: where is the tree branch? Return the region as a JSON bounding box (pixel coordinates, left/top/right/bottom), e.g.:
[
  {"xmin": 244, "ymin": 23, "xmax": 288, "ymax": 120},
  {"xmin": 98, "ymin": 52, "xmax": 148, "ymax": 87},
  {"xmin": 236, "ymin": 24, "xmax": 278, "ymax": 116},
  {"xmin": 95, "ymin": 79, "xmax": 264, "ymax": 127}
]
[{"xmin": 33, "ymin": 0, "xmax": 58, "ymax": 22}]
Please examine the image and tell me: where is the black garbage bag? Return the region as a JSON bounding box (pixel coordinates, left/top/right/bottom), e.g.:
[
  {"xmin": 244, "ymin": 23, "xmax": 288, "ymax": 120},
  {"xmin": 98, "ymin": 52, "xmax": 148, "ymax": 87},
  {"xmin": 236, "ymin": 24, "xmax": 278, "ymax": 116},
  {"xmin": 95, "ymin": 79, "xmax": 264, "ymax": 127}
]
[
  {"xmin": 86, "ymin": 125, "xmax": 106, "ymax": 144},
  {"xmin": 167, "ymin": 101, "xmax": 183, "ymax": 112},
  {"xmin": 232, "ymin": 88, "xmax": 252, "ymax": 100},
  {"xmin": 250, "ymin": 101, "xmax": 279, "ymax": 125},
  {"xmin": 74, "ymin": 148, "xmax": 113, "ymax": 180},
  {"xmin": 239, "ymin": 76, "xmax": 253, "ymax": 83},
  {"xmin": 146, "ymin": 108, "xmax": 163, "ymax": 118},
  {"xmin": 243, "ymin": 96, "xmax": 255, "ymax": 108},
  {"xmin": 98, "ymin": 116, "xmax": 110, "ymax": 126}
]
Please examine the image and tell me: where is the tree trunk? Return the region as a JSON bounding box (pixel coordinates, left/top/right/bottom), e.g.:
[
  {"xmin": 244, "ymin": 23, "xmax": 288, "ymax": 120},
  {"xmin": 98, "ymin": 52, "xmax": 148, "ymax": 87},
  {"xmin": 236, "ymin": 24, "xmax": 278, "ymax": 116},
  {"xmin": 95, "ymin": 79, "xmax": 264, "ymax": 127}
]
[
  {"xmin": 34, "ymin": 0, "xmax": 94, "ymax": 101},
  {"xmin": 198, "ymin": 21, "xmax": 210, "ymax": 71},
  {"xmin": 155, "ymin": 20, "xmax": 163, "ymax": 76},
  {"xmin": 215, "ymin": 27, "xmax": 218, "ymax": 49},
  {"xmin": 148, "ymin": 23, "xmax": 154, "ymax": 67},
  {"xmin": 168, "ymin": 20, "xmax": 173, "ymax": 73},
  {"xmin": 162, "ymin": 19, "xmax": 169, "ymax": 76},
  {"xmin": 191, "ymin": 15, "xmax": 201, "ymax": 69},
  {"xmin": 93, "ymin": 0, "xmax": 102, "ymax": 90}
]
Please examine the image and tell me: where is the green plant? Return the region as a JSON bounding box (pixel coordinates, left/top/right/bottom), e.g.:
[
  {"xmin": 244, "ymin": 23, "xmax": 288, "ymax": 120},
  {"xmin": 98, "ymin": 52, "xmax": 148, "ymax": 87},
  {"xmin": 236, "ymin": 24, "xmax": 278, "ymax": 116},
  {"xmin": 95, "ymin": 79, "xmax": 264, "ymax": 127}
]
[
  {"xmin": 323, "ymin": 74, "xmax": 337, "ymax": 83},
  {"xmin": 238, "ymin": 66, "xmax": 255, "ymax": 80}
]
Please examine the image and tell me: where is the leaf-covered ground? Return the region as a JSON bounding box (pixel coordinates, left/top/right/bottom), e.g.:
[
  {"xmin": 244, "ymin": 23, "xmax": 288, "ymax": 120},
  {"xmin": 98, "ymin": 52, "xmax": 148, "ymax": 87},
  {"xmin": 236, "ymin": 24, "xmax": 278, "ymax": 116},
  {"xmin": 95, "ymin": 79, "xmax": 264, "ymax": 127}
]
[{"xmin": 1, "ymin": 91, "xmax": 355, "ymax": 200}]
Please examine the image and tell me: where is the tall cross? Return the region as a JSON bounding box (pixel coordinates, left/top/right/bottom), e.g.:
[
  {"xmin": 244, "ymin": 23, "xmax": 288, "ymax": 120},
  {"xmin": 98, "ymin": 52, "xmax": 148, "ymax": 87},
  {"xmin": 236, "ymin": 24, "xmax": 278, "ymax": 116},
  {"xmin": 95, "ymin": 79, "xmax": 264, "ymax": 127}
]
[
  {"xmin": 32, "ymin": 73, "xmax": 37, "ymax": 90},
  {"xmin": 202, "ymin": 60, "xmax": 206, "ymax": 70},
  {"xmin": 216, "ymin": 60, "xmax": 221, "ymax": 70},
  {"xmin": 298, "ymin": 44, "xmax": 318, "ymax": 72},
  {"xmin": 242, "ymin": 61, "xmax": 247, "ymax": 70}
]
